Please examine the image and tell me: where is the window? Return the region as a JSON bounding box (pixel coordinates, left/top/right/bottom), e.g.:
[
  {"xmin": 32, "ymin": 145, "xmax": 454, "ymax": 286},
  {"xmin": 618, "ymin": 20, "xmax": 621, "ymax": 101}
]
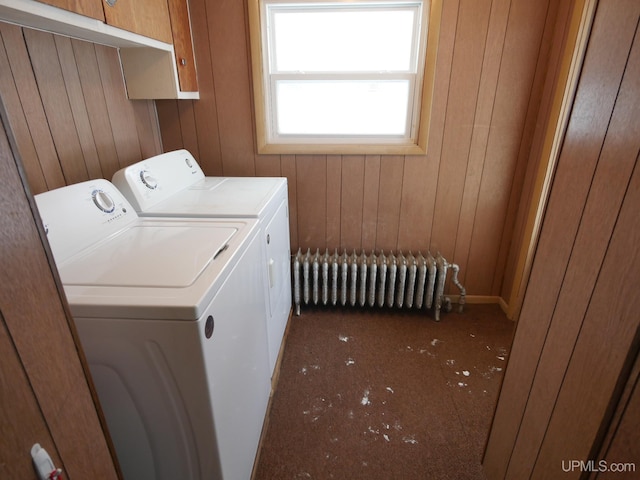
[{"xmin": 249, "ymin": 0, "xmax": 441, "ymax": 154}]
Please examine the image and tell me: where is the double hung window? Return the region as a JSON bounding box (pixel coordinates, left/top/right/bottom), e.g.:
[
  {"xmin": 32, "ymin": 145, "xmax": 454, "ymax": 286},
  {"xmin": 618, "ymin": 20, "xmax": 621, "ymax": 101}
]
[{"xmin": 249, "ymin": 0, "xmax": 441, "ymax": 154}]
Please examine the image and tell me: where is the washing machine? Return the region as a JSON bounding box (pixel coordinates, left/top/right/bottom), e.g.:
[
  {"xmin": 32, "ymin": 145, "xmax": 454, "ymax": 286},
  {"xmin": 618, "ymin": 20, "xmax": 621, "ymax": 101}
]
[
  {"xmin": 112, "ymin": 150, "xmax": 291, "ymax": 376},
  {"xmin": 35, "ymin": 179, "xmax": 271, "ymax": 480}
]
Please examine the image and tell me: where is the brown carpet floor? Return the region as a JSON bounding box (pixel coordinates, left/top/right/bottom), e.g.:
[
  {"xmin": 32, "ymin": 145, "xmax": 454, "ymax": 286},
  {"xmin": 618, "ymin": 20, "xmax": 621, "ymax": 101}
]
[{"xmin": 254, "ymin": 304, "xmax": 514, "ymax": 480}]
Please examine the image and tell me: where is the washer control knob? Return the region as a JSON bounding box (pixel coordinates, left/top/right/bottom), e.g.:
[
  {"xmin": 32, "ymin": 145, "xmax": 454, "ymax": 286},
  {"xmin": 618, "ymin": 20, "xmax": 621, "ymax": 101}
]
[
  {"xmin": 185, "ymin": 157, "xmax": 193, "ymax": 169},
  {"xmin": 140, "ymin": 170, "xmax": 158, "ymax": 189},
  {"xmin": 92, "ymin": 190, "xmax": 115, "ymax": 213}
]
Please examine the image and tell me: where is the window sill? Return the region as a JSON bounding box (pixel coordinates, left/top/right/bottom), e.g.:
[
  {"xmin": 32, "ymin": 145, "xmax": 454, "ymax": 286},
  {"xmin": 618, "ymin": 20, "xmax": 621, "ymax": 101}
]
[{"xmin": 256, "ymin": 142, "xmax": 428, "ymax": 155}]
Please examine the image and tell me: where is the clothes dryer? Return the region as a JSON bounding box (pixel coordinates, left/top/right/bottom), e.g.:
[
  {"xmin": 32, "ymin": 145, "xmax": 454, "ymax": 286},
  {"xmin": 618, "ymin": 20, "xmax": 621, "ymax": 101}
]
[
  {"xmin": 35, "ymin": 179, "xmax": 270, "ymax": 480},
  {"xmin": 113, "ymin": 150, "xmax": 291, "ymax": 375}
]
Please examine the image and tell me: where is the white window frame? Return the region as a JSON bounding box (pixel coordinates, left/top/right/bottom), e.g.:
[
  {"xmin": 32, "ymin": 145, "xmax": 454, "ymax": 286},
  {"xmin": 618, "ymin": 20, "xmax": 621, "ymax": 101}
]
[{"xmin": 248, "ymin": 0, "xmax": 442, "ymax": 155}]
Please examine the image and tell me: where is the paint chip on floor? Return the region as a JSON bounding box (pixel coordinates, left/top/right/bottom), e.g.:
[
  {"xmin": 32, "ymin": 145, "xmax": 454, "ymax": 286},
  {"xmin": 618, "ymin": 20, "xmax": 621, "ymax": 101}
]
[
  {"xmin": 403, "ymin": 435, "xmax": 419, "ymax": 445},
  {"xmin": 361, "ymin": 389, "xmax": 371, "ymax": 406},
  {"xmin": 300, "ymin": 364, "xmax": 320, "ymax": 375},
  {"xmin": 346, "ymin": 358, "xmax": 355, "ymax": 366},
  {"xmin": 480, "ymin": 366, "xmax": 504, "ymax": 379},
  {"xmin": 339, "ymin": 334, "xmax": 349, "ymax": 342}
]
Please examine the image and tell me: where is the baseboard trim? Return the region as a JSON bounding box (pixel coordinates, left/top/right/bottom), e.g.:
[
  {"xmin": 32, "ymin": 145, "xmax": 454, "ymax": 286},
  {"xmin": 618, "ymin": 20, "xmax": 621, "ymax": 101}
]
[{"xmin": 447, "ymin": 295, "xmax": 511, "ymax": 318}]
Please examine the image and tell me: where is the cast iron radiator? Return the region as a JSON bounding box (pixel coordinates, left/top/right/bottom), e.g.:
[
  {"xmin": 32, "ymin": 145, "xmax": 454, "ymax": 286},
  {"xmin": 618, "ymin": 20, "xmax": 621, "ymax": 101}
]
[{"xmin": 292, "ymin": 249, "xmax": 466, "ymax": 320}]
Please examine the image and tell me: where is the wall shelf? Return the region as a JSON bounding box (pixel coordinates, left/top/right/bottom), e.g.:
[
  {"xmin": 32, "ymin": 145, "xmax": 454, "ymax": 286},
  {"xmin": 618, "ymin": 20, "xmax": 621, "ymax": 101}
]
[{"xmin": 0, "ymin": 0, "xmax": 198, "ymax": 99}]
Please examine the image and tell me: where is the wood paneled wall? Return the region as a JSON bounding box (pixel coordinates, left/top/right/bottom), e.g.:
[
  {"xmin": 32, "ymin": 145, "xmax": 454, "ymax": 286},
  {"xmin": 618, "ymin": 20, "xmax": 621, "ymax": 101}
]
[
  {"xmin": 484, "ymin": 1, "xmax": 640, "ymax": 477},
  {"xmin": 157, "ymin": 0, "xmax": 566, "ymax": 299},
  {"xmin": 0, "ymin": 22, "xmax": 162, "ymax": 196},
  {"xmin": 1, "ymin": 101, "xmax": 120, "ymax": 479},
  {"xmin": 0, "ymin": 1, "xmax": 572, "ymax": 301}
]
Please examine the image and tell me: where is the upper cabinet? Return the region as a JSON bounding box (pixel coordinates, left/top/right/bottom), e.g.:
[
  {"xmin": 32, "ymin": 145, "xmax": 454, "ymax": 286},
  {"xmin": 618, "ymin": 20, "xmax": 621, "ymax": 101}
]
[
  {"xmin": 36, "ymin": 0, "xmax": 104, "ymax": 21},
  {"xmin": 102, "ymin": 0, "xmax": 172, "ymax": 44},
  {"xmin": 0, "ymin": 0, "xmax": 198, "ymax": 99}
]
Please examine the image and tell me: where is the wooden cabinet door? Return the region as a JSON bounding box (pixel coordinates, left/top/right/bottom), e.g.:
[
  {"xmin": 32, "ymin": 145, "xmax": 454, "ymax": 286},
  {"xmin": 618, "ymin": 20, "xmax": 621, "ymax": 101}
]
[
  {"xmin": 35, "ymin": 0, "xmax": 105, "ymax": 21},
  {"xmin": 167, "ymin": 0, "xmax": 198, "ymax": 92},
  {"xmin": 103, "ymin": 0, "xmax": 173, "ymax": 44},
  {"xmin": 0, "ymin": 101, "xmax": 120, "ymax": 477},
  {"xmin": 0, "ymin": 310, "xmax": 61, "ymax": 478}
]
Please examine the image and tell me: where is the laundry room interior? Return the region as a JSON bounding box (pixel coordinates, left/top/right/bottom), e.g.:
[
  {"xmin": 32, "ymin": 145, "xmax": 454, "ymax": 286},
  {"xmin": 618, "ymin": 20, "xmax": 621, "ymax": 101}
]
[{"xmin": 1, "ymin": 0, "xmax": 639, "ymax": 479}]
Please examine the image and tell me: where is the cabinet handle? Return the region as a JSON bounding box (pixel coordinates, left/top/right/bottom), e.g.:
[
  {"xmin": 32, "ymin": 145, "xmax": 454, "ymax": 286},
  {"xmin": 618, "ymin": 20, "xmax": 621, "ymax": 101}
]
[
  {"xmin": 180, "ymin": 58, "xmax": 187, "ymax": 66},
  {"xmin": 105, "ymin": 0, "xmax": 117, "ymax": 6}
]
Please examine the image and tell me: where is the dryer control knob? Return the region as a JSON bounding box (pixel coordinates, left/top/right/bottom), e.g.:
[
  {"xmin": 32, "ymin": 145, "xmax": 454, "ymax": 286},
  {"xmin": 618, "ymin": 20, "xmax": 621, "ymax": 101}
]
[
  {"xmin": 92, "ymin": 190, "xmax": 115, "ymax": 213},
  {"xmin": 140, "ymin": 170, "xmax": 158, "ymax": 189}
]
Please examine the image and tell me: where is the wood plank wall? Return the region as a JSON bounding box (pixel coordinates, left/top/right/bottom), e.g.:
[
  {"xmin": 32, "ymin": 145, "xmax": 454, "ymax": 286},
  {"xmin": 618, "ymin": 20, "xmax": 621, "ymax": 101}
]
[
  {"xmin": 157, "ymin": 0, "xmax": 565, "ymax": 299},
  {"xmin": 483, "ymin": 1, "xmax": 640, "ymax": 477},
  {"xmin": 592, "ymin": 351, "xmax": 640, "ymax": 479},
  {"xmin": 0, "ymin": 103, "xmax": 120, "ymax": 479},
  {"xmin": 0, "ymin": 22, "xmax": 162, "ymax": 196}
]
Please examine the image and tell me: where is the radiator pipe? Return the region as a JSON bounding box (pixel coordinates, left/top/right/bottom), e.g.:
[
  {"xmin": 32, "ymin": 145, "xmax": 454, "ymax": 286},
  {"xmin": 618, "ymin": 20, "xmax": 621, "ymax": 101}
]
[
  {"xmin": 293, "ymin": 251, "xmax": 301, "ymax": 315},
  {"xmin": 377, "ymin": 252, "xmax": 387, "ymax": 308},
  {"xmin": 368, "ymin": 253, "xmax": 377, "ymax": 307},
  {"xmin": 450, "ymin": 263, "xmax": 466, "ymax": 313},
  {"xmin": 349, "ymin": 251, "xmax": 358, "ymax": 307}
]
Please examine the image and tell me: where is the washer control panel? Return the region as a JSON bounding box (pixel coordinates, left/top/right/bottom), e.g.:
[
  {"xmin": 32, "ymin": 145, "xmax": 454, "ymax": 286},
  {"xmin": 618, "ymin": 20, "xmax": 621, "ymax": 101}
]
[{"xmin": 35, "ymin": 179, "xmax": 137, "ymax": 264}]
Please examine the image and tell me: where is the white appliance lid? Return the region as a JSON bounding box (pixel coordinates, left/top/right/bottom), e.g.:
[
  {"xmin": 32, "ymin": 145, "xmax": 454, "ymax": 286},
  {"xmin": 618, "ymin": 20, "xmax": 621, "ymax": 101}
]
[
  {"xmin": 60, "ymin": 224, "xmax": 236, "ymax": 288},
  {"xmin": 144, "ymin": 177, "xmax": 285, "ymax": 217}
]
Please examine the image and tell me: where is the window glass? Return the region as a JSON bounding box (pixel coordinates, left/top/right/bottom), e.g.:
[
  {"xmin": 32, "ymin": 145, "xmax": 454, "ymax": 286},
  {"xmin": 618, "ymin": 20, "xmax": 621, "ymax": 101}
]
[
  {"xmin": 271, "ymin": 8, "xmax": 417, "ymax": 72},
  {"xmin": 276, "ymin": 80, "xmax": 411, "ymax": 136}
]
